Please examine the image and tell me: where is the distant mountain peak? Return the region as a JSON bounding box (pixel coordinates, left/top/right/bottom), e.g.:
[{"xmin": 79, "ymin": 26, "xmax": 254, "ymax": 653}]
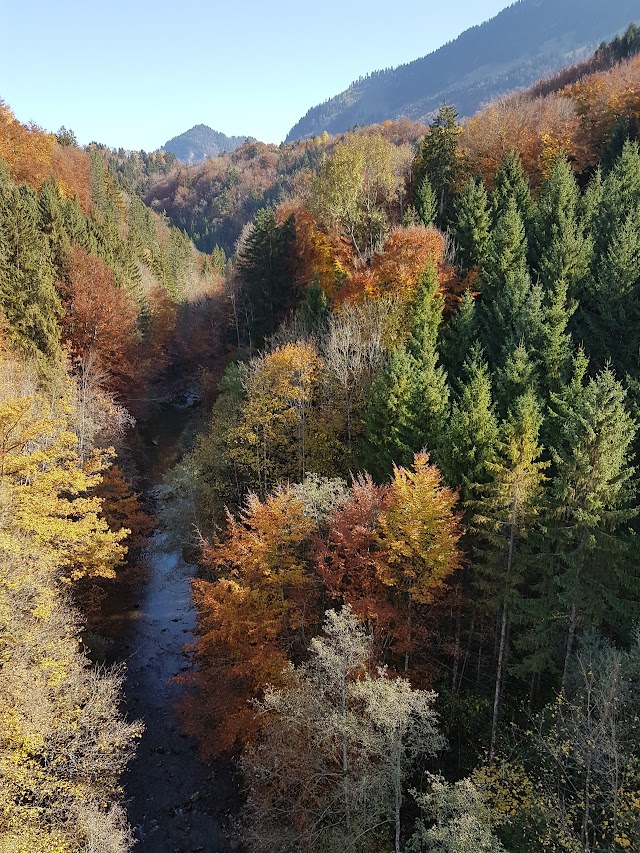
[
  {"xmin": 286, "ymin": 0, "xmax": 638, "ymax": 141},
  {"xmin": 161, "ymin": 124, "xmax": 256, "ymax": 164}
]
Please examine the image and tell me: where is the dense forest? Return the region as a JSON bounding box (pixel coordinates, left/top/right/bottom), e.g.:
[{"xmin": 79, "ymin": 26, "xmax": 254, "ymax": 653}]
[{"xmin": 2, "ymin": 21, "xmax": 640, "ymax": 853}]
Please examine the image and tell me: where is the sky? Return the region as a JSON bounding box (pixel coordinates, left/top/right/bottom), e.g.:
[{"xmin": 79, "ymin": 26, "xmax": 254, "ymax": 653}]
[{"xmin": 1, "ymin": 0, "xmax": 513, "ymax": 151}]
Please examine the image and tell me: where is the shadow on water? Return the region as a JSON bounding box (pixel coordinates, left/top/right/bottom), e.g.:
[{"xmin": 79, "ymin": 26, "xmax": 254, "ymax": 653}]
[{"xmin": 102, "ymin": 400, "xmax": 233, "ymax": 852}]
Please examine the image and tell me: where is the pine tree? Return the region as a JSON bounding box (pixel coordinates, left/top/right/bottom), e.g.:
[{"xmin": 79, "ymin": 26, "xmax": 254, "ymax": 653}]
[
  {"xmin": 470, "ymin": 390, "xmax": 548, "ymax": 760},
  {"xmin": 237, "ymin": 208, "xmax": 296, "ymax": 345},
  {"xmin": 413, "ymin": 103, "xmax": 461, "ymax": 230},
  {"xmin": 545, "ymin": 363, "xmax": 638, "ymax": 682},
  {"xmin": 490, "ymin": 149, "xmax": 533, "ymax": 228},
  {"xmin": 452, "ymin": 175, "xmax": 490, "ymax": 277},
  {"xmin": 0, "ymin": 182, "xmax": 61, "ymax": 358},
  {"xmin": 441, "ymin": 345, "xmax": 498, "ymax": 504},
  {"xmin": 415, "ymin": 175, "xmax": 437, "ymax": 227}
]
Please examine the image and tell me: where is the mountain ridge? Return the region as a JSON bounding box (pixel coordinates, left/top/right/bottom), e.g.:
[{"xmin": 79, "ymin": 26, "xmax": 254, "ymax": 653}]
[
  {"xmin": 161, "ymin": 123, "xmax": 256, "ymax": 164},
  {"xmin": 286, "ymin": 0, "xmax": 638, "ymax": 141}
]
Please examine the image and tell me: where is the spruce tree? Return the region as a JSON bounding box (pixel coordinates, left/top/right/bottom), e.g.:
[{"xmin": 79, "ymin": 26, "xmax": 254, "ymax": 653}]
[
  {"xmin": 415, "ymin": 175, "xmax": 437, "ymax": 227},
  {"xmin": 0, "ymin": 182, "xmax": 61, "ymax": 358},
  {"xmin": 491, "ymin": 149, "xmax": 533, "ymax": 228},
  {"xmin": 452, "ymin": 175, "xmax": 490, "ymax": 277},
  {"xmin": 530, "ymin": 158, "xmax": 589, "ymax": 389},
  {"xmin": 363, "ymin": 344, "xmax": 420, "ymax": 480},
  {"xmin": 408, "ymin": 262, "xmax": 449, "ymax": 459},
  {"xmin": 471, "ymin": 390, "xmax": 548, "ymax": 760},
  {"xmin": 441, "ymin": 345, "xmax": 498, "ymax": 504},
  {"xmin": 413, "ymin": 103, "xmax": 461, "ymax": 230},
  {"xmin": 545, "ymin": 363, "xmax": 638, "ymax": 682},
  {"xmin": 477, "ymin": 199, "xmax": 544, "ymax": 372},
  {"xmin": 237, "ymin": 208, "xmax": 296, "ymax": 345},
  {"xmin": 441, "ymin": 289, "xmax": 479, "ymax": 385}
]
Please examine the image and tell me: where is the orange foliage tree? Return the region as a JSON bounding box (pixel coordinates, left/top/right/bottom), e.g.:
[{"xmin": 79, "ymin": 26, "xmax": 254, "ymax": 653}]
[
  {"xmin": 460, "ymin": 92, "xmax": 580, "ymax": 188},
  {"xmin": 185, "ymin": 487, "xmax": 318, "ymax": 756},
  {"xmin": 316, "ymin": 455, "xmax": 463, "ymax": 678},
  {"xmin": 59, "ymin": 246, "xmax": 142, "ymax": 406}
]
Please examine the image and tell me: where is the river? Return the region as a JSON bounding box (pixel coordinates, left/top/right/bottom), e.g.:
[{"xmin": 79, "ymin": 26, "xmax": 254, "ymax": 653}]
[{"xmin": 101, "ymin": 402, "xmax": 234, "ymax": 853}]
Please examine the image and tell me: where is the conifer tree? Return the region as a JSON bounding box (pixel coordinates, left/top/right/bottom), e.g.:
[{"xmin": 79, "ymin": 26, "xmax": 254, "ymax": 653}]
[
  {"xmin": 471, "ymin": 390, "xmax": 548, "ymax": 760},
  {"xmin": 363, "ymin": 344, "xmax": 419, "ymax": 480},
  {"xmin": 441, "ymin": 289, "xmax": 479, "ymax": 384},
  {"xmin": 490, "ymin": 148, "xmax": 533, "ymax": 228},
  {"xmin": 452, "ymin": 175, "xmax": 490, "ymax": 277},
  {"xmin": 0, "ymin": 182, "xmax": 60, "ymax": 358},
  {"xmin": 237, "ymin": 208, "xmax": 296, "ymax": 345},
  {"xmin": 415, "ymin": 175, "xmax": 437, "ymax": 227},
  {"xmin": 545, "ymin": 362, "xmax": 638, "ymax": 682},
  {"xmin": 441, "ymin": 345, "xmax": 498, "ymax": 504},
  {"xmin": 408, "ymin": 261, "xmax": 449, "ymax": 458},
  {"xmin": 413, "ymin": 104, "xmax": 461, "ymax": 230},
  {"xmin": 581, "ymin": 211, "xmax": 640, "ymax": 376},
  {"xmin": 477, "ymin": 199, "xmax": 544, "ymax": 372}
]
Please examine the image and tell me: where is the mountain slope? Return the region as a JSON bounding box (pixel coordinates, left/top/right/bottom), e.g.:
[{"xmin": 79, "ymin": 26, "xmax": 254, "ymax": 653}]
[
  {"xmin": 286, "ymin": 0, "xmax": 638, "ymax": 141},
  {"xmin": 161, "ymin": 124, "xmax": 255, "ymax": 164}
]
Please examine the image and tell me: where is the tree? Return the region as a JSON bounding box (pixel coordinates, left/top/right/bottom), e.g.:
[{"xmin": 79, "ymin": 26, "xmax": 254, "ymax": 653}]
[
  {"xmin": 530, "ymin": 156, "xmax": 588, "ymax": 388},
  {"xmin": 322, "ymin": 299, "xmax": 388, "ymax": 457},
  {"xmin": 311, "ymin": 130, "xmax": 411, "ymax": 262},
  {"xmin": 490, "ymin": 148, "xmax": 533, "ymax": 227},
  {"xmin": 186, "ymin": 486, "xmax": 317, "ymax": 756},
  {"xmin": 545, "ymin": 362, "xmax": 638, "ymax": 682},
  {"xmin": 477, "ymin": 198, "xmax": 543, "ymax": 374},
  {"xmin": 407, "ymin": 776, "xmax": 506, "ymax": 853},
  {"xmin": 0, "ymin": 180, "xmax": 61, "ymax": 358},
  {"xmin": 233, "ymin": 342, "xmax": 323, "ymax": 493},
  {"xmin": 415, "ymin": 175, "xmax": 437, "ymax": 226},
  {"xmin": 471, "ymin": 391, "xmax": 548, "ymax": 760},
  {"xmin": 414, "ymin": 104, "xmax": 461, "ymax": 230},
  {"xmin": 59, "ymin": 247, "xmax": 141, "ymax": 406},
  {"xmin": 376, "ymin": 453, "xmax": 463, "ymax": 672},
  {"xmin": 240, "ymin": 607, "xmax": 444, "ymax": 853},
  {"xmin": 237, "ymin": 207, "xmax": 296, "ymax": 344},
  {"xmin": 441, "ymin": 346, "xmax": 499, "ymax": 505},
  {"xmin": 363, "ymin": 344, "xmax": 420, "ymax": 479},
  {"xmin": 452, "ymin": 175, "xmax": 491, "ymax": 277}
]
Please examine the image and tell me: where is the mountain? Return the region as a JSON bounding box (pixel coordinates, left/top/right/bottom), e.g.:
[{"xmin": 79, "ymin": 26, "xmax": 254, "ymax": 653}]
[
  {"xmin": 161, "ymin": 124, "xmax": 255, "ymax": 164},
  {"xmin": 286, "ymin": 0, "xmax": 638, "ymax": 141}
]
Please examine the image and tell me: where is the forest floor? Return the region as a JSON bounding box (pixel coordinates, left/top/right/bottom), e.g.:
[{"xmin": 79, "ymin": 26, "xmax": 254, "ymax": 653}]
[{"xmin": 99, "ymin": 400, "xmax": 237, "ymax": 852}]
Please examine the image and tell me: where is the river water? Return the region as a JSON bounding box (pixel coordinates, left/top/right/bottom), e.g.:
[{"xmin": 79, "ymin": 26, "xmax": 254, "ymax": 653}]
[{"xmin": 102, "ymin": 403, "xmax": 233, "ymax": 852}]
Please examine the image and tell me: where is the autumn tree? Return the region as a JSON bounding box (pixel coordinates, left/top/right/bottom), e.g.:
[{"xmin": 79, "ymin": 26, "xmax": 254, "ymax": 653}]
[
  {"xmin": 186, "ymin": 486, "xmax": 317, "ymax": 755},
  {"xmin": 240, "ymin": 607, "xmax": 444, "ymax": 853},
  {"xmin": 311, "ymin": 130, "xmax": 411, "ymax": 262}
]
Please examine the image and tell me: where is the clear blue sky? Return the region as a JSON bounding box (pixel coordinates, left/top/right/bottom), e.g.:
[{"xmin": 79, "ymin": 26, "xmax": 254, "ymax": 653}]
[{"xmin": 1, "ymin": 0, "xmax": 513, "ymax": 150}]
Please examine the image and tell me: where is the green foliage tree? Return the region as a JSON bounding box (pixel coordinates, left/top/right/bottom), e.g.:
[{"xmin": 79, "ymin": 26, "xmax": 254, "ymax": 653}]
[
  {"xmin": 471, "ymin": 390, "xmax": 548, "ymax": 759},
  {"xmin": 0, "ymin": 179, "xmax": 61, "ymax": 358},
  {"xmin": 413, "ymin": 104, "xmax": 461, "ymax": 230},
  {"xmin": 452, "ymin": 175, "xmax": 490, "ymax": 277},
  {"xmin": 237, "ymin": 208, "xmax": 296, "ymax": 345},
  {"xmin": 490, "ymin": 148, "xmax": 533, "ymax": 227}
]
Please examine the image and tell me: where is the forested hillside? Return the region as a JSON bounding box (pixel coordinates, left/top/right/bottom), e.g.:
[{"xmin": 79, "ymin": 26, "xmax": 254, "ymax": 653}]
[
  {"xmin": 161, "ymin": 124, "xmax": 255, "ymax": 165},
  {"xmin": 0, "ymin": 100, "xmax": 223, "ymax": 851},
  {"xmin": 2, "ymin": 21, "xmax": 640, "ymax": 853},
  {"xmin": 286, "ymin": 0, "xmax": 637, "ymax": 141},
  {"xmin": 163, "ymin": 27, "xmax": 640, "ymax": 852}
]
